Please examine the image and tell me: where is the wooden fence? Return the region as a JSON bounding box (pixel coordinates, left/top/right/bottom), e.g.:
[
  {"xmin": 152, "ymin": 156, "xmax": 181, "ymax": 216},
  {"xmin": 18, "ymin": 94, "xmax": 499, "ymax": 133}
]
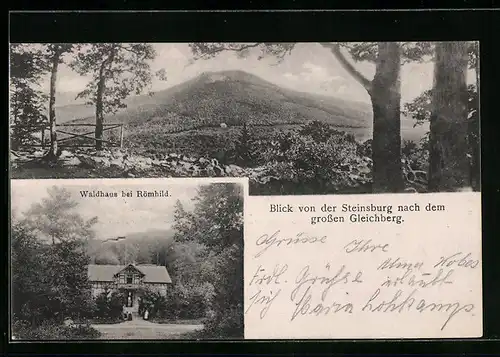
[{"xmin": 13, "ymin": 123, "xmax": 124, "ymax": 149}]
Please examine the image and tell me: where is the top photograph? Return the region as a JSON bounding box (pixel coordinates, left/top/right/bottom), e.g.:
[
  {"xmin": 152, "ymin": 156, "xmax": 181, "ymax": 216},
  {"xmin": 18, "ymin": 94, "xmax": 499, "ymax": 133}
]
[{"xmin": 9, "ymin": 42, "xmax": 480, "ymax": 195}]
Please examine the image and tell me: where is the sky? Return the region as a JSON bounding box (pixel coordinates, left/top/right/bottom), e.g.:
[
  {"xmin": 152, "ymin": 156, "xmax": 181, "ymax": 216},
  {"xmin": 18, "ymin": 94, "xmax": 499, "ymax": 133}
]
[
  {"xmin": 44, "ymin": 42, "xmax": 477, "ymax": 106},
  {"xmin": 11, "ymin": 179, "xmax": 207, "ymax": 239}
]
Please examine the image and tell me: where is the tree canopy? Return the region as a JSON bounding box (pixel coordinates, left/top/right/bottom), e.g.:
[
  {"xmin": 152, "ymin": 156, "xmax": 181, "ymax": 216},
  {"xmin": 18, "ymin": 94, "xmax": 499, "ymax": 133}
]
[{"xmin": 9, "ymin": 44, "xmax": 49, "ymax": 148}]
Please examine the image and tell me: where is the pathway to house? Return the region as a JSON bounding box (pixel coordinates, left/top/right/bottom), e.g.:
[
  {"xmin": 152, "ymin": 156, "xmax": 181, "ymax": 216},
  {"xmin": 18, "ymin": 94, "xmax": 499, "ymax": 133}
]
[{"xmin": 92, "ymin": 318, "xmax": 204, "ymax": 340}]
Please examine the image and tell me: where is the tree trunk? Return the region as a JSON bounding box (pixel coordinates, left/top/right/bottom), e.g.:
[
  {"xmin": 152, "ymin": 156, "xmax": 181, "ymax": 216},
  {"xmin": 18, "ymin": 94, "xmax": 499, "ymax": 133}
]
[
  {"xmin": 428, "ymin": 42, "xmax": 470, "ymax": 192},
  {"xmin": 370, "ymin": 42, "xmax": 404, "ymax": 193},
  {"xmin": 95, "ymin": 73, "xmax": 105, "ymax": 151},
  {"xmin": 95, "ymin": 48, "xmax": 116, "ymax": 151},
  {"xmin": 48, "ymin": 47, "xmax": 61, "ymax": 158}
]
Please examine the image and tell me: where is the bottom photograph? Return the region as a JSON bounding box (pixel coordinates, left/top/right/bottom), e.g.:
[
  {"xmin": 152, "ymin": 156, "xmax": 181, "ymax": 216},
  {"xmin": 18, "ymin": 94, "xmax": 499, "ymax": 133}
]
[{"xmin": 10, "ymin": 178, "xmax": 245, "ymax": 341}]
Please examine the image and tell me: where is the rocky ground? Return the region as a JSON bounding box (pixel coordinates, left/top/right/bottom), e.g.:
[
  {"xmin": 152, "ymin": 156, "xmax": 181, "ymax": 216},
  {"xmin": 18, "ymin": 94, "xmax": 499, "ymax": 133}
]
[
  {"xmin": 9, "ymin": 148, "xmax": 273, "ymax": 183},
  {"xmin": 10, "ymin": 147, "xmax": 424, "ymax": 193}
]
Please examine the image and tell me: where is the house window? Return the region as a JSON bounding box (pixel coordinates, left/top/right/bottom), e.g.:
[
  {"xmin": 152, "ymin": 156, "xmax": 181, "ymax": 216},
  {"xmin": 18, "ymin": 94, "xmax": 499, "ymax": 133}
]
[{"xmin": 126, "ymin": 274, "xmax": 133, "ymax": 284}]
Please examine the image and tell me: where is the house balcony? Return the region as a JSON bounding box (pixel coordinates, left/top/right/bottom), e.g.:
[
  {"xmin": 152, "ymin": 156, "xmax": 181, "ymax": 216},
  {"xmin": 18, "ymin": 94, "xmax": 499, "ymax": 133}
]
[{"xmin": 115, "ymin": 282, "xmax": 144, "ymax": 289}]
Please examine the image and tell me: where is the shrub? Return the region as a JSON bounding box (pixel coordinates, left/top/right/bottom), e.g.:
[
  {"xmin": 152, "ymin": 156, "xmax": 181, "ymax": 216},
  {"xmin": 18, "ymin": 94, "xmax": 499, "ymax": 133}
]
[
  {"xmin": 298, "ymin": 120, "xmax": 346, "ymax": 142},
  {"xmin": 139, "ymin": 287, "xmax": 168, "ymax": 319},
  {"xmin": 255, "ymin": 126, "xmax": 372, "ymax": 194},
  {"xmin": 163, "ymin": 281, "xmax": 215, "ymax": 320},
  {"xmin": 12, "ymin": 319, "xmax": 100, "ymax": 340},
  {"xmin": 230, "ymin": 122, "xmax": 258, "ymax": 167},
  {"xmin": 358, "ymin": 139, "xmax": 372, "ymax": 157},
  {"xmin": 402, "ymin": 139, "xmax": 429, "ymax": 173},
  {"xmin": 203, "ymin": 304, "xmax": 243, "ymax": 339},
  {"xmin": 93, "ymin": 290, "xmax": 124, "ymax": 321}
]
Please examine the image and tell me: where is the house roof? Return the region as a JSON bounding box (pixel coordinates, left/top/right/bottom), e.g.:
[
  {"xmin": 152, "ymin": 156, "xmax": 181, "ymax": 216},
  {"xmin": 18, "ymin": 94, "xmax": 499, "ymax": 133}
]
[{"xmin": 88, "ymin": 264, "xmax": 172, "ymax": 284}]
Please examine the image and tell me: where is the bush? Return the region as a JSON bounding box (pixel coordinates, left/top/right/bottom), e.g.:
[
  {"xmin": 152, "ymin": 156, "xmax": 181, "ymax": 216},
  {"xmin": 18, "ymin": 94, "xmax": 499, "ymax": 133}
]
[
  {"xmin": 163, "ymin": 281, "xmax": 215, "ymax": 320},
  {"xmin": 139, "ymin": 287, "xmax": 168, "ymax": 319},
  {"xmin": 203, "ymin": 304, "xmax": 243, "ymax": 339},
  {"xmin": 298, "ymin": 120, "xmax": 347, "ymax": 142},
  {"xmin": 12, "ymin": 319, "xmax": 100, "ymax": 340},
  {"xmin": 11, "ymin": 223, "xmax": 96, "ymax": 325},
  {"xmin": 254, "ymin": 125, "xmax": 372, "ymax": 195},
  {"xmin": 229, "ymin": 122, "xmax": 259, "ymax": 167},
  {"xmin": 402, "ymin": 139, "xmax": 429, "ymax": 173},
  {"xmin": 93, "ymin": 290, "xmax": 124, "ymax": 321}
]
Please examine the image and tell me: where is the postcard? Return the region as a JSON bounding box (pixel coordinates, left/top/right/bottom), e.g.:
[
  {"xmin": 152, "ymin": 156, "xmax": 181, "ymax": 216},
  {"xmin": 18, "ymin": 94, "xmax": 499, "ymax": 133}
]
[{"xmin": 9, "ymin": 41, "xmax": 481, "ymax": 341}]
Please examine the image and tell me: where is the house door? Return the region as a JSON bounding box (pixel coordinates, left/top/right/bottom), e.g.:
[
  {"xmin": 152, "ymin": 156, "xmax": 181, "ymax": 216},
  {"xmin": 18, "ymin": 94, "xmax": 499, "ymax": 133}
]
[{"xmin": 126, "ymin": 290, "xmax": 134, "ymax": 307}]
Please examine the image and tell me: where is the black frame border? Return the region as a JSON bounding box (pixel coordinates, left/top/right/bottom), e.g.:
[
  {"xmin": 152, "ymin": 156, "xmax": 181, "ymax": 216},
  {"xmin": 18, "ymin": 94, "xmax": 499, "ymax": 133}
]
[{"xmin": 6, "ymin": 8, "xmax": 500, "ymax": 356}]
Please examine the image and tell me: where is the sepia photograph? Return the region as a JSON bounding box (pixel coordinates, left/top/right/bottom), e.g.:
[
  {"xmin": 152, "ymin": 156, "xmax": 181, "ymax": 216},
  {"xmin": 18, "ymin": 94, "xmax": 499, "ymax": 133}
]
[
  {"xmin": 10, "ymin": 178, "xmax": 245, "ymax": 341},
  {"xmin": 9, "ymin": 42, "xmax": 479, "ymax": 195}
]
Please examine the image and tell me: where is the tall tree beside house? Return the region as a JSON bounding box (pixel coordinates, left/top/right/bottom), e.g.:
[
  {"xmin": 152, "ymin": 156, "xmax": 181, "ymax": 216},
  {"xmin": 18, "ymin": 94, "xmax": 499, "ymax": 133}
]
[
  {"xmin": 44, "ymin": 44, "xmax": 74, "ymax": 159},
  {"xmin": 11, "ymin": 222, "xmax": 51, "ymax": 325},
  {"xmin": 172, "ymin": 184, "xmax": 244, "ymax": 337},
  {"xmin": 21, "ymin": 186, "xmax": 98, "ymax": 245},
  {"xmin": 70, "ymin": 43, "xmax": 165, "ymax": 150},
  {"xmin": 9, "ymin": 44, "xmax": 49, "ymax": 150},
  {"xmin": 43, "ymin": 239, "xmax": 95, "ymax": 322},
  {"xmin": 428, "ymin": 42, "xmax": 471, "ymax": 192},
  {"xmin": 12, "ymin": 224, "xmax": 96, "ymax": 328},
  {"xmin": 12, "ymin": 187, "xmax": 99, "ymax": 338},
  {"xmin": 189, "ymin": 42, "xmax": 432, "ymax": 193}
]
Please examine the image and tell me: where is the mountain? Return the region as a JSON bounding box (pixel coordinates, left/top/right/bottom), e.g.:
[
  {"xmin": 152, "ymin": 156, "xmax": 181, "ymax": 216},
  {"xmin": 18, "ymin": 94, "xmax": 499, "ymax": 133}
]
[
  {"xmin": 55, "ymin": 70, "xmax": 428, "ymax": 152},
  {"xmin": 56, "ymin": 70, "xmax": 372, "ymax": 127}
]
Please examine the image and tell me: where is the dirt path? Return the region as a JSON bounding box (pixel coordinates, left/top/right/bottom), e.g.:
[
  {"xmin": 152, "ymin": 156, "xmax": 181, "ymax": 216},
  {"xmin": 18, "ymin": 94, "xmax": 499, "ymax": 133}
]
[{"xmin": 93, "ymin": 319, "xmax": 203, "ymax": 340}]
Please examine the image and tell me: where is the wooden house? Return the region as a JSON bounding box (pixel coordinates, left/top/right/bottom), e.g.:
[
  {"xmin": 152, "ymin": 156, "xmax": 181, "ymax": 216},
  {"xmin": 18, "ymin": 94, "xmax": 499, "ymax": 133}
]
[{"xmin": 87, "ymin": 263, "xmax": 172, "ymax": 313}]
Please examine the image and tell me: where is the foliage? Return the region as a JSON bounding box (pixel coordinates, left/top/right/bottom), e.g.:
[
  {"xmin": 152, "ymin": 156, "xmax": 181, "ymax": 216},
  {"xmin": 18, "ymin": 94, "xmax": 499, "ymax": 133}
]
[
  {"xmin": 12, "ymin": 319, "xmax": 100, "ymax": 340},
  {"xmin": 189, "ymin": 42, "xmax": 434, "ymax": 64},
  {"xmin": 10, "ymin": 44, "xmax": 49, "ymax": 149},
  {"xmin": 94, "ymin": 289, "xmax": 124, "ymax": 321},
  {"xmin": 11, "ymin": 223, "xmax": 52, "ymax": 325},
  {"xmin": 189, "ymin": 43, "xmax": 296, "ymax": 64},
  {"xmin": 44, "ymin": 240, "xmax": 95, "ymax": 321},
  {"xmin": 12, "ymin": 229, "xmax": 96, "ymax": 326},
  {"xmin": 171, "ymin": 183, "xmax": 244, "ymax": 338},
  {"xmin": 403, "ymin": 84, "xmax": 480, "ymax": 190},
  {"xmin": 358, "ymin": 139, "xmax": 372, "ymax": 157},
  {"xmin": 187, "ymin": 42, "xmax": 436, "ymax": 194},
  {"xmin": 160, "ymin": 238, "xmax": 216, "ymax": 320},
  {"xmin": 403, "ymin": 84, "xmax": 477, "ymax": 128},
  {"xmin": 12, "ymin": 186, "xmax": 98, "ymax": 338},
  {"xmin": 70, "ymin": 43, "xmax": 159, "ymax": 115},
  {"xmin": 299, "ymin": 120, "xmax": 354, "ymax": 142},
  {"xmin": 252, "ymin": 122, "xmax": 372, "ymax": 194},
  {"xmin": 231, "ymin": 122, "xmax": 258, "ymax": 167},
  {"xmin": 138, "ymin": 286, "xmax": 168, "ymax": 319},
  {"xmin": 21, "ymin": 186, "xmax": 98, "ymax": 245}
]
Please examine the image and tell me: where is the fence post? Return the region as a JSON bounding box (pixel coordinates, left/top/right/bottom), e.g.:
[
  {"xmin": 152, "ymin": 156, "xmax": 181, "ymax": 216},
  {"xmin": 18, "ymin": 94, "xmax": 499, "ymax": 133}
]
[
  {"xmin": 120, "ymin": 125, "xmax": 124, "ymax": 148},
  {"xmin": 41, "ymin": 127, "xmax": 45, "ymax": 149}
]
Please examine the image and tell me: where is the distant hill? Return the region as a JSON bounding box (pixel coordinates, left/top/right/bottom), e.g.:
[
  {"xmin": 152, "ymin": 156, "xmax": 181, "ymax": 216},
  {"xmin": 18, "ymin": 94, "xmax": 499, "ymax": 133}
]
[
  {"xmin": 57, "ymin": 70, "xmax": 372, "ymax": 126},
  {"xmin": 55, "ymin": 70, "xmax": 428, "ymax": 153},
  {"xmin": 89, "ymin": 228, "xmax": 175, "ymax": 265}
]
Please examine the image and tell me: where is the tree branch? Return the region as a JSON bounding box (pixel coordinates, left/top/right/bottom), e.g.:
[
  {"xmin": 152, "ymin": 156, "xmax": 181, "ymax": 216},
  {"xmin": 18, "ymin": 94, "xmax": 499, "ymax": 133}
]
[
  {"xmin": 320, "ymin": 43, "xmax": 372, "ymax": 92},
  {"xmin": 117, "ymin": 44, "xmax": 146, "ymax": 58},
  {"xmin": 193, "ymin": 43, "xmax": 261, "ymax": 60}
]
